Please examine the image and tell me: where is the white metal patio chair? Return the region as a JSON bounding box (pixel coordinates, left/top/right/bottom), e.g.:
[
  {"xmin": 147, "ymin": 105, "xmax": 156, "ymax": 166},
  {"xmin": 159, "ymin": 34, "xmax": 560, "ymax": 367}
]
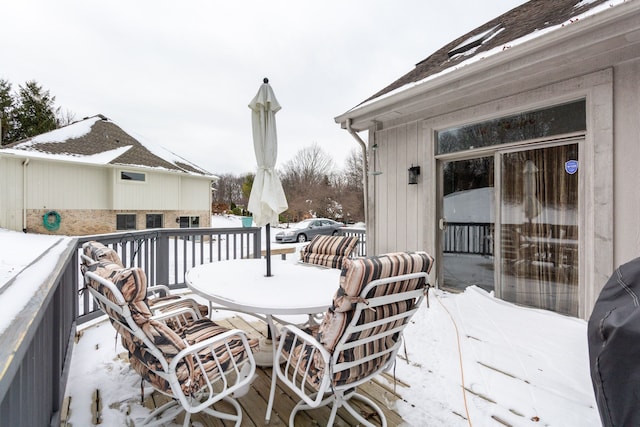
[
  {"xmin": 82, "ymin": 259, "xmax": 258, "ymax": 426},
  {"xmin": 81, "ymin": 240, "xmax": 209, "ymax": 318},
  {"xmin": 267, "ymin": 251, "xmax": 434, "ymax": 426}
]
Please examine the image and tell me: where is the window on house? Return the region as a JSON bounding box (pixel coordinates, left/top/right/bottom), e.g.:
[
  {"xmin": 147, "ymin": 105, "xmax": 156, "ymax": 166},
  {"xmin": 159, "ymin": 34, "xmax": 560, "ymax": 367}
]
[
  {"xmin": 146, "ymin": 214, "xmax": 163, "ymax": 229},
  {"xmin": 117, "ymin": 214, "xmax": 137, "ymax": 230},
  {"xmin": 178, "ymin": 216, "xmax": 200, "ymax": 228},
  {"xmin": 120, "ymin": 171, "xmax": 146, "ymax": 182},
  {"xmin": 436, "ymin": 100, "xmax": 586, "ymax": 155}
]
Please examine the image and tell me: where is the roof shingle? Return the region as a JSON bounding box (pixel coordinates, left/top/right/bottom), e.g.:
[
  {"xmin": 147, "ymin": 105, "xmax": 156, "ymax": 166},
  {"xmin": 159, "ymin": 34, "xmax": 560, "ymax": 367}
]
[
  {"xmin": 1, "ymin": 115, "xmax": 213, "ymax": 177},
  {"xmin": 361, "ymin": 0, "xmax": 610, "ymax": 105}
]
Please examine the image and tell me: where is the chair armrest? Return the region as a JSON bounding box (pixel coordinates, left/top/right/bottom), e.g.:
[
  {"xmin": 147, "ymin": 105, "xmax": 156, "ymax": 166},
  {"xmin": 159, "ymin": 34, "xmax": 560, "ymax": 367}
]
[
  {"xmin": 274, "ymin": 324, "xmax": 332, "ymax": 407},
  {"xmin": 147, "ymin": 284, "xmax": 172, "ymax": 299},
  {"xmin": 151, "ymin": 306, "xmax": 201, "ymax": 331},
  {"xmin": 167, "ymin": 329, "xmax": 257, "ymax": 413}
]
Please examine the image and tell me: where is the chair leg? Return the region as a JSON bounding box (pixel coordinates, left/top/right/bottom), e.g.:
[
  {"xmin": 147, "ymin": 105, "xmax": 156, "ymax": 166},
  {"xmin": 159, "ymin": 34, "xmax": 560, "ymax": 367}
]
[
  {"xmin": 140, "ymin": 399, "xmax": 185, "ymax": 426},
  {"xmin": 202, "ymin": 396, "xmax": 243, "ymax": 427},
  {"xmin": 140, "ymin": 395, "xmax": 243, "ymax": 427},
  {"xmin": 289, "ymin": 391, "xmax": 387, "ymax": 427},
  {"xmin": 341, "ymin": 392, "xmax": 387, "ymax": 427}
]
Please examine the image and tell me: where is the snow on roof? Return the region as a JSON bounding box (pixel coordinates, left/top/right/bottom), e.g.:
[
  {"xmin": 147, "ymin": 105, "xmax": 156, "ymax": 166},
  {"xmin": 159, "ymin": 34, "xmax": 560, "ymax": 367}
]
[
  {"xmin": 1, "ymin": 145, "xmax": 132, "ymax": 165},
  {"xmin": 0, "ymin": 115, "xmax": 215, "ymax": 178},
  {"xmin": 350, "ymin": 0, "xmax": 627, "ymax": 113},
  {"xmin": 19, "ymin": 116, "xmax": 101, "ymax": 146}
]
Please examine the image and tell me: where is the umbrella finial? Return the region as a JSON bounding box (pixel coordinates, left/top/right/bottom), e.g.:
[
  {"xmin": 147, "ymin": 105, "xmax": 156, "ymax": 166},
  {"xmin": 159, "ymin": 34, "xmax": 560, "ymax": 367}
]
[{"xmin": 263, "ymin": 77, "xmax": 269, "ymax": 84}]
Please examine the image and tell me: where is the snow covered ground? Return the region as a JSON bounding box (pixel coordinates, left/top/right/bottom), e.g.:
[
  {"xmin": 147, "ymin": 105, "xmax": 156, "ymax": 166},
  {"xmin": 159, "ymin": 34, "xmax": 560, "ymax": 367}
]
[{"xmin": 0, "ymin": 219, "xmax": 601, "ymax": 426}]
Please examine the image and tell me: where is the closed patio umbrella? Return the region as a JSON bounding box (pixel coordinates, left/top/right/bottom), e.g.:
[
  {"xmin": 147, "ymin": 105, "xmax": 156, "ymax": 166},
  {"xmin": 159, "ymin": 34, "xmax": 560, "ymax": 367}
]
[
  {"xmin": 248, "ymin": 78, "xmax": 288, "ymax": 277},
  {"xmin": 523, "ymin": 160, "xmax": 542, "ymax": 224}
]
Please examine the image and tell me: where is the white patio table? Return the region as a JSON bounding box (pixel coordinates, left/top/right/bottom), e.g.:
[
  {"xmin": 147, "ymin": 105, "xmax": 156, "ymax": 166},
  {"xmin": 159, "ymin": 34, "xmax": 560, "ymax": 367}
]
[{"xmin": 185, "ymin": 258, "xmax": 340, "ymax": 366}]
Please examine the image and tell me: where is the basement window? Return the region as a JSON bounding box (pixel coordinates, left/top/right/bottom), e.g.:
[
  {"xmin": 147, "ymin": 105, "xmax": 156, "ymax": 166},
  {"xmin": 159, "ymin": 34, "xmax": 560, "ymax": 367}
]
[
  {"xmin": 146, "ymin": 214, "xmax": 163, "ymax": 229},
  {"xmin": 121, "ymin": 171, "xmax": 146, "ymax": 182},
  {"xmin": 117, "ymin": 214, "xmax": 137, "ymax": 230}
]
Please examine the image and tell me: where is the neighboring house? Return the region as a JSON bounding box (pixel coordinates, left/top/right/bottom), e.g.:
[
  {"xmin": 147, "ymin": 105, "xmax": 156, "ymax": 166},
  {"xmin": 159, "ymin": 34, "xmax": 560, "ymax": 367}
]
[
  {"xmin": 335, "ymin": 0, "xmax": 640, "ymax": 319},
  {"xmin": 0, "ymin": 115, "xmax": 216, "ymax": 236}
]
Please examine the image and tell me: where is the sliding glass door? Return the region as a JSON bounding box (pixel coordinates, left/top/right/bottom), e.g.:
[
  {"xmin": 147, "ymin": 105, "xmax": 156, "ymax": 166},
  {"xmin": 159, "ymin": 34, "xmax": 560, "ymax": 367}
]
[
  {"xmin": 439, "ymin": 142, "xmax": 580, "ymax": 316},
  {"xmin": 498, "ymin": 143, "xmax": 579, "ymax": 315},
  {"xmin": 440, "ymin": 156, "xmax": 495, "ymax": 293}
]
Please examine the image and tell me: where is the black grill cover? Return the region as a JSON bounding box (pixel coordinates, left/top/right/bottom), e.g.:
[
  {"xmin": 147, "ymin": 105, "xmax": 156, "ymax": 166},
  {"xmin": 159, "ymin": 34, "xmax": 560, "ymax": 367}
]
[{"xmin": 588, "ymin": 257, "xmax": 640, "ymax": 427}]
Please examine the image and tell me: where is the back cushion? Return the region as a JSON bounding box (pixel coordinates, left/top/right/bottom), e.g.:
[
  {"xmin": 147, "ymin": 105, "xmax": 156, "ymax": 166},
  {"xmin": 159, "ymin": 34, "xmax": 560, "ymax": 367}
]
[
  {"xmin": 85, "ymin": 261, "xmax": 151, "ymax": 325},
  {"xmin": 300, "ymin": 235, "xmax": 359, "ymax": 269},
  {"xmin": 302, "ymin": 235, "xmax": 359, "ymax": 256},
  {"xmin": 317, "ymin": 251, "xmax": 434, "ymax": 352},
  {"xmin": 82, "ymin": 241, "xmax": 123, "ymax": 266},
  {"xmin": 334, "ymin": 251, "xmax": 434, "ymax": 312}
]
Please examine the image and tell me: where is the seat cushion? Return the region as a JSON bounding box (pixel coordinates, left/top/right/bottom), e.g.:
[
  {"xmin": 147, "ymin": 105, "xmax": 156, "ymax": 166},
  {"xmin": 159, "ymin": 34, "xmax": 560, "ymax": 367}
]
[{"xmin": 125, "ymin": 318, "xmax": 259, "ymax": 396}]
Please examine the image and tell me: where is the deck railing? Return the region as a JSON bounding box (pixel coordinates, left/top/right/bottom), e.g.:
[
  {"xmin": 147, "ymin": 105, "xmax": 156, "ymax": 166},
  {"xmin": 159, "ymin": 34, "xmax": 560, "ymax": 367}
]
[
  {"xmin": 0, "ymin": 225, "xmax": 364, "ymax": 426},
  {"xmin": 341, "ymin": 227, "xmax": 367, "ymax": 257},
  {"xmin": 443, "ymin": 222, "xmax": 493, "ymax": 256}
]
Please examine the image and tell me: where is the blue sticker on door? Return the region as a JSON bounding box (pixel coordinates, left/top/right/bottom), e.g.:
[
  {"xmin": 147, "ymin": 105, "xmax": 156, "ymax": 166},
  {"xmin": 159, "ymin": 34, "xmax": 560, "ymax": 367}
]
[{"xmin": 565, "ymin": 160, "xmax": 578, "ymax": 175}]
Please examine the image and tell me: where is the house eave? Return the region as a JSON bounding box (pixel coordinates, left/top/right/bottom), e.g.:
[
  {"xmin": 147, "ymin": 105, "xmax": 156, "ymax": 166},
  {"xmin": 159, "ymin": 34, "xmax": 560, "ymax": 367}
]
[
  {"xmin": 0, "ymin": 151, "xmax": 217, "ymax": 181},
  {"xmin": 335, "ymin": 0, "xmax": 640, "ymax": 132}
]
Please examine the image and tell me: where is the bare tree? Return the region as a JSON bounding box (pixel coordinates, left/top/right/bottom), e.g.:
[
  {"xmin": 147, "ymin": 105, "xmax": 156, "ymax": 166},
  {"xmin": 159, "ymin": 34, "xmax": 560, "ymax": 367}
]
[
  {"xmin": 335, "ymin": 148, "xmax": 365, "ymax": 223},
  {"xmin": 281, "ymin": 142, "xmax": 334, "ymax": 187},
  {"xmin": 212, "ymin": 145, "xmax": 364, "ymax": 223},
  {"xmin": 212, "ymin": 173, "xmax": 247, "ymax": 212},
  {"xmin": 281, "ymin": 143, "xmax": 336, "ymax": 221},
  {"xmin": 57, "ymin": 108, "xmax": 77, "ymax": 127}
]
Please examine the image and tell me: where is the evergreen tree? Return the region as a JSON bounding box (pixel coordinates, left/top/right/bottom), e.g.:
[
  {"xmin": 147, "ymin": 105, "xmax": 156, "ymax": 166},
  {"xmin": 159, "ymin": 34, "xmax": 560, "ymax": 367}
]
[
  {"xmin": 10, "ymin": 80, "xmax": 59, "ymax": 142},
  {"xmin": 0, "ymin": 79, "xmax": 14, "ymax": 144}
]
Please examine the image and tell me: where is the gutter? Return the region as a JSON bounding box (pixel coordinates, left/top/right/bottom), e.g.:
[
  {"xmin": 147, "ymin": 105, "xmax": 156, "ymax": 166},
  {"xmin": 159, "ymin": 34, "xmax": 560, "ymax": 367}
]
[
  {"xmin": 22, "ymin": 158, "xmax": 29, "ymax": 233},
  {"xmin": 335, "ymin": 0, "xmax": 640, "ymax": 130},
  {"xmin": 346, "ymin": 118, "xmax": 368, "ymax": 226}
]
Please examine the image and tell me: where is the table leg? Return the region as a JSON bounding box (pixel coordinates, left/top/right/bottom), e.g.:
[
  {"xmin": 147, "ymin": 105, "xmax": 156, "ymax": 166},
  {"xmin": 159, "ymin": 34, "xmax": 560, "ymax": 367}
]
[
  {"xmin": 253, "ymin": 315, "xmax": 279, "ymax": 367},
  {"xmin": 265, "ymin": 315, "xmax": 279, "ymax": 423}
]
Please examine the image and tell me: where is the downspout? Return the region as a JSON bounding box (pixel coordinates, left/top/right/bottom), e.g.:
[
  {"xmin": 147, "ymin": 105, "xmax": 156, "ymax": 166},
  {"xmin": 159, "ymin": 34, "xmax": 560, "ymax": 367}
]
[
  {"xmin": 346, "ymin": 119, "xmax": 369, "ymax": 226},
  {"xmin": 22, "ymin": 158, "xmax": 30, "ymax": 233}
]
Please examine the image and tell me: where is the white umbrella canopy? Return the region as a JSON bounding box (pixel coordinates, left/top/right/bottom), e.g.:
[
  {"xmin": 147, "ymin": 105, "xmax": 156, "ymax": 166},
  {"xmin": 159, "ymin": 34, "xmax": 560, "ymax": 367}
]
[
  {"xmin": 247, "ymin": 78, "xmax": 288, "ymax": 277},
  {"xmin": 247, "ymin": 78, "xmax": 288, "ymax": 227}
]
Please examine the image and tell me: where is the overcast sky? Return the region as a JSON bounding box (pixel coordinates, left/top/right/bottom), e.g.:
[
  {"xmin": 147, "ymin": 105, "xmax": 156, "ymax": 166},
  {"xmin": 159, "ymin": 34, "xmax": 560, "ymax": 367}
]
[{"xmin": 2, "ymin": 1, "xmax": 528, "ymax": 176}]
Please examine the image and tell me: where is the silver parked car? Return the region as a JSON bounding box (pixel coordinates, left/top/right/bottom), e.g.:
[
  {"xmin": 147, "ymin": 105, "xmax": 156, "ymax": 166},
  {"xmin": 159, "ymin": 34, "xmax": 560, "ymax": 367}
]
[{"xmin": 275, "ymin": 218, "xmax": 343, "ymax": 243}]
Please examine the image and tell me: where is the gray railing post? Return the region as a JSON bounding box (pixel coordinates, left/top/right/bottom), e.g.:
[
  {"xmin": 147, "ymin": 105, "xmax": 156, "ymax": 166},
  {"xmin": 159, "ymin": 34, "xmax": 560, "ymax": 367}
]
[
  {"xmin": 254, "ymin": 228, "xmax": 262, "ymax": 259},
  {"xmin": 156, "ymin": 233, "xmax": 170, "ymax": 286}
]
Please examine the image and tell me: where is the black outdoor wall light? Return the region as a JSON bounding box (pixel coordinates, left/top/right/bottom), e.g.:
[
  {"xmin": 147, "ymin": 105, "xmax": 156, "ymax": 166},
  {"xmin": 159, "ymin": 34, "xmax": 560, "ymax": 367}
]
[{"xmin": 408, "ymin": 165, "xmax": 421, "ymax": 184}]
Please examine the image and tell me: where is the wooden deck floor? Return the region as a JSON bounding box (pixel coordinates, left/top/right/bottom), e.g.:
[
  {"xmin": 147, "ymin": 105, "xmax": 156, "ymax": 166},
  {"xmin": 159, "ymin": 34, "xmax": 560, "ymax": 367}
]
[{"xmin": 62, "ymin": 314, "xmax": 410, "ymax": 426}]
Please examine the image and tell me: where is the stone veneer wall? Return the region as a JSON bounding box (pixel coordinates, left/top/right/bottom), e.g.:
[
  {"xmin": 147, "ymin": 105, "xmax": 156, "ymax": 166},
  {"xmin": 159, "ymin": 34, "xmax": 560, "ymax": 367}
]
[{"xmin": 26, "ymin": 209, "xmax": 211, "ymax": 236}]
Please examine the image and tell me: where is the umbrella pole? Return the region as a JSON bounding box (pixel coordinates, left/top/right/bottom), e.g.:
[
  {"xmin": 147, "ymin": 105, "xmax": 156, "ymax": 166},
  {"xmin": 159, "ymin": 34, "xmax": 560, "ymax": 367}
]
[{"xmin": 266, "ymin": 223, "xmax": 272, "ymax": 277}]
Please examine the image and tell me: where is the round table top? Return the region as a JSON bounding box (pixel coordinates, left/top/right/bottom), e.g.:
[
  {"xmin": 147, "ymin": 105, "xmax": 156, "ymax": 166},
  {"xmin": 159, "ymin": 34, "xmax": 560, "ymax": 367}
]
[{"xmin": 185, "ymin": 258, "xmax": 341, "ymax": 315}]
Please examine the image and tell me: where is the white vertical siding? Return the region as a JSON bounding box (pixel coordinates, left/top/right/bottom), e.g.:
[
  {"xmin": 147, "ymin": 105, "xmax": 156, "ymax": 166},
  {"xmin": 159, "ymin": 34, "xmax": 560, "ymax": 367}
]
[
  {"xmin": 24, "ymin": 161, "xmax": 111, "ymax": 209},
  {"xmin": 373, "ymin": 122, "xmax": 422, "ymax": 255},
  {"xmin": 180, "ymin": 177, "xmax": 211, "ymax": 210},
  {"xmin": 613, "ymin": 60, "xmax": 640, "ymax": 266},
  {"xmin": 0, "ymin": 157, "xmax": 24, "ymax": 230},
  {"xmin": 113, "ymin": 169, "xmax": 210, "ymax": 211},
  {"xmin": 0, "ymin": 157, "xmax": 212, "ymax": 231}
]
